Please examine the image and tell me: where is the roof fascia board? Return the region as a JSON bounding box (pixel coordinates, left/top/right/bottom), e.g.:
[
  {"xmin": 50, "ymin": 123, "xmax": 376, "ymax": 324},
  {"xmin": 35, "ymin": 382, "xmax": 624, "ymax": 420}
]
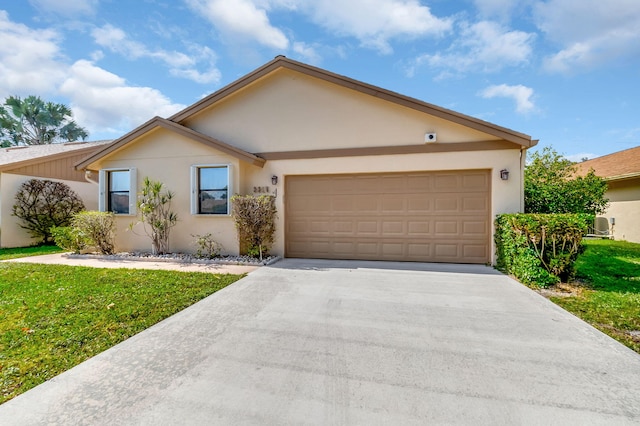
[
  {"xmin": 170, "ymin": 56, "xmax": 535, "ymax": 148},
  {"xmin": 168, "ymin": 59, "xmax": 283, "ymax": 122},
  {"xmin": 75, "ymin": 116, "xmax": 161, "ymax": 170},
  {"xmin": 75, "ymin": 117, "xmax": 265, "ymax": 170},
  {"xmin": 278, "ymin": 60, "xmax": 534, "ymax": 147},
  {"xmin": 0, "ymin": 144, "xmax": 105, "ymax": 172},
  {"xmin": 161, "ymin": 119, "xmax": 266, "ymax": 167},
  {"xmin": 605, "ymin": 172, "xmax": 640, "ymax": 182}
]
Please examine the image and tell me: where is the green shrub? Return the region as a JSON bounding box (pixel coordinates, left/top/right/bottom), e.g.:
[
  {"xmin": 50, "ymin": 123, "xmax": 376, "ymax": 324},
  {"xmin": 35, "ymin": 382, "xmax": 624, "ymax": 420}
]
[
  {"xmin": 192, "ymin": 233, "xmax": 222, "ymax": 259},
  {"xmin": 246, "ymin": 245, "xmax": 262, "ymax": 258},
  {"xmin": 525, "ymin": 147, "xmax": 608, "ymax": 215},
  {"xmin": 50, "ymin": 226, "xmax": 88, "ymax": 254},
  {"xmin": 495, "ymin": 213, "xmax": 591, "ymax": 287},
  {"xmin": 230, "ymin": 195, "xmax": 276, "ymax": 260},
  {"xmin": 12, "ymin": 179, "xmax": 85, "ymax": 244},
  {"xmin": 72, "ymin": 211, "xmax": 116, "ymax": 255}
]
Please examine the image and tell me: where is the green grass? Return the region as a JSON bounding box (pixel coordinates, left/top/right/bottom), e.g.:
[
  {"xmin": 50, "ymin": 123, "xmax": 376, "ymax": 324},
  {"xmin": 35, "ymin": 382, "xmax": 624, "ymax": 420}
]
[
  {"xmin": 0, "ymin": 245, "xmax": 64, "ymax": 260},
  {"xmin": 0, "ymin": 263, "xmax": 242, "ymax": 404},
  {"xmin": 549, "ymin": 239, "xmax": 640, "ymax": 354}
]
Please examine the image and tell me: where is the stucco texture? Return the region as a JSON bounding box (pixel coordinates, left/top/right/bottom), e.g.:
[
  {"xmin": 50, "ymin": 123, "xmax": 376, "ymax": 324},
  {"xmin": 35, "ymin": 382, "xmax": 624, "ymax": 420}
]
[
  {"xmin": 0, "ymin": 173, "xmax": 98, "ymax": 248},
  {"xmin": 88, "ymin": 128, "xmax": 243, "ymax": 254},
  {"xmin": 82, "ymin": 68, "xmax": 527, "ymax": 262},
  {"xmin": 599, "ymin": 177, "xmax": 640, "ymax": 243},
  {"xmin": 184, "ymin": 69, "xmax": 500, "ymax": 154}
]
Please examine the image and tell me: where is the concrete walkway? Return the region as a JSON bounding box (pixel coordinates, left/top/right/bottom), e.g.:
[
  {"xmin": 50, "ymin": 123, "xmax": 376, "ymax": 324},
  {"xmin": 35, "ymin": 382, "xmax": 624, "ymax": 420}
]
[{"xmin": 1, "ymin": 258, "xmax": 639, "ymax": 425}]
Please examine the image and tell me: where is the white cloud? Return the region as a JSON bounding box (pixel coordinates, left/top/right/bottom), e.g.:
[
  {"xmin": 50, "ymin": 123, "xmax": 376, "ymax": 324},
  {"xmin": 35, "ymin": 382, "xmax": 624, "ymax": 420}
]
[
  {"xmin": 480, "ymin": 84, "xmax": 535, "ymax": 114},
  {"xmin": 185, "ymin": 0, "xmax": 289, "ymax": 50},
  {"xmin": 472, "ymin": 0, "xmax": 520, "ymax": 20},
  {"xmin": 408, "ymin": 20, "xmax": 535, "ymax": 77},
  {"xmin": 534, "ymin": 0, "xmax": 640, "ymax": 73},
  {"xmin": 0, "ymin": 11, "xmax": 67, "ymax": 99},
  {"xmin": 59, "ymin": 60, "xmax": 186, "ymax": 134},
  {"xmin": 300, "ymin": 0, "xmax": 452, "ymax": 54},
  {"xmin": 292, "ymin": 41, "xmax": 321, "ymax": 64},
  {"xmin": 91, "ymin": 24, "xmax": 221, "ymax": 84},
  {"xmin": 90, "ymin": 50, "xmax": 104, "ymax": 61},
  {"xmin": 170, "ymin": 45, "xmax": 221, "ymax": 84},
  {"xmin": 185, "ymin": 0, "xmax": 451, "ymax": 54},
  {"xmin": 0, "ymin": 13, "xmax": 187, "ymax": 138},
  {"xmin": 565, "ymin": 152, "xmax": 597, "ymax": 162},
  {"xmin": 29, "ymin": 0, "xmax": 98, "ymax": 16},
  {"xmin": 543, "ymin": 43, "xmax": 592, "ymax": 73},
  {"xmin": 471, "ymin": 0, "xmax": 537, "ymax": 22},
  {"xmin": 92, "ymin": 24, "xmax": 147, "ymax": 57}
]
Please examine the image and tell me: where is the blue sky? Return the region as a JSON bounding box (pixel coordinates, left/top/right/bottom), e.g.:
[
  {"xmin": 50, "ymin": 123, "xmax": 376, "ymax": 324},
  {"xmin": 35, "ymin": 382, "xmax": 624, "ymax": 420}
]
[{"xmin": 1, "ymin": 0, "xmax": 639, "ymax": 160}]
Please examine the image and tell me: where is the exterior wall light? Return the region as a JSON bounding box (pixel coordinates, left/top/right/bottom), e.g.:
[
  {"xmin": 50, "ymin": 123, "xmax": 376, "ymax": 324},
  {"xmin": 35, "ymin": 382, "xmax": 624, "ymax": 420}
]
[
  {"xmin": 271, "ymin": 175, "xmax": 278, "ymax": 185},
  {"xmin": 500, "ymin": 169, "xmax": 510, "ymax": 180}
]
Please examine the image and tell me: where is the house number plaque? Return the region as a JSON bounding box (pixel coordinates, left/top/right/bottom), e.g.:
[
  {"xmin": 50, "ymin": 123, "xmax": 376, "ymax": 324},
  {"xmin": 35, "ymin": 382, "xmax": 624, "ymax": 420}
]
[{"xmin": 253, "ymin": 186, "xmax": 271, "ymax": 194}]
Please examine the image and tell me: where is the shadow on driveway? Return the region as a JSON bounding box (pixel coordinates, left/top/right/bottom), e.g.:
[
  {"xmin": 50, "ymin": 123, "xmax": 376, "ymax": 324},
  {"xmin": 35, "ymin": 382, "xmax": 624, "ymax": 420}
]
[
  {"xmin": 269, "ymin": 258, "xmax": 503, "ymax": 275},
  {"xmin": 1, "ymin": 258, "xmax": 639, "ymax": 425}
]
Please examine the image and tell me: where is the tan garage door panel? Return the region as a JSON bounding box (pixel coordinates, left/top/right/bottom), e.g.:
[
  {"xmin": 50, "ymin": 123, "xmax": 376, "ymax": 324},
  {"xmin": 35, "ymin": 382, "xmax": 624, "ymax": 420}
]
[{"xmin": 285, "ymin": 170, "xmax": 490, "ymax": 263}]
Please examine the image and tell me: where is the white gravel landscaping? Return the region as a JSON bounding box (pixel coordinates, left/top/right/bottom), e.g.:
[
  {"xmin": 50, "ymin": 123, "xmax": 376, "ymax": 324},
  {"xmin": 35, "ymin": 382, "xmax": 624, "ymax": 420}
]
[{"xmin": 65, "ymin": 252, "xmax": 280, "ymax": 266}]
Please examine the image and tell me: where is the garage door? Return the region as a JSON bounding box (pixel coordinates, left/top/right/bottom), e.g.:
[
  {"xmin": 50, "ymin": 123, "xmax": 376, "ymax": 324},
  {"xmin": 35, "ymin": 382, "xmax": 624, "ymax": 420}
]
[{"xmin": 285, "ymin": 170, "xmax": 490, "ymax": 263}]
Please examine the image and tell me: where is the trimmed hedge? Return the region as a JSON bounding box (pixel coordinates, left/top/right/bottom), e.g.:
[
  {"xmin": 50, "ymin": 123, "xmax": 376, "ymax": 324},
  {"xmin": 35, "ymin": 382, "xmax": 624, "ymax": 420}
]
[{"xmin": 495, "ymin": 213, "xmax": 592, "ymax": 287}]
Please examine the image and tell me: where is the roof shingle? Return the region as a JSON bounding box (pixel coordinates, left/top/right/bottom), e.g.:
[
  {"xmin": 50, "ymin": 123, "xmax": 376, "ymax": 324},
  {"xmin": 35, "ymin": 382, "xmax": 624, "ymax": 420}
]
[
  {"xmin": 0, "ymin": 141, "xmax": 112, "ymax": 168},
  {"xmin": 574, "ymin": 146, "xmax": 640, "ymax": 180}
]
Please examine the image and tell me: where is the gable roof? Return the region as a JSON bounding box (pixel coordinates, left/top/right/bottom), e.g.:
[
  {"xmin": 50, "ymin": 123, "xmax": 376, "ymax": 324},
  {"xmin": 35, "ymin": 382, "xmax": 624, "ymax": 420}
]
[
  {"xmin": 0, "ymin": 140, "xmax": 112, "ymax": 172},
  {"xmin": 574, "ymin": 146, "xmax": 640, "ymax": 181},
  {"xmin": 75, "ymin": 117, "xmax": 266, "ymax": 170},
  {"xmin": 78, "ymin": 57, "xmax": 536, "ymax": 169},
  {"xmin": 170, "ymin": 56, "xmax": 536, "ymax": 148}
]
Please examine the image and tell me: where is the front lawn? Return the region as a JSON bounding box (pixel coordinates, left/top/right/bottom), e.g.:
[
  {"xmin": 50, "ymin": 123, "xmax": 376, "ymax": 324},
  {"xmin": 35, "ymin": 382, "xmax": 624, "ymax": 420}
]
[
  {"xmin": 0, "ymin": 263, "xmax": 242, "ymax": 404},
  {"xmin": 548, "ymin": 239, "xmax": 640, "ymax": 354},
  {"xmin": 0, "ymin": 245, "xmax": 63, "ymax": 260}
]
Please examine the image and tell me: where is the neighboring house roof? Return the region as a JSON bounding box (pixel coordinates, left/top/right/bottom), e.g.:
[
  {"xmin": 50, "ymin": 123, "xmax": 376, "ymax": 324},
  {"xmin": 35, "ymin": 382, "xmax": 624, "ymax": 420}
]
[
  {"xmin": 574, "ymin": 145, "xmax": 640, "ymax": 181},
  {"xmin": 0, "ymin": 140, "xmax": 113, "ymax": 172},
  {"xmin": 170, "ymin": 56, "xmax": 536, "ymax": 148},
  {"xmin": 75, "ymin": 117, "xmax": 266, "ymax": 170}
]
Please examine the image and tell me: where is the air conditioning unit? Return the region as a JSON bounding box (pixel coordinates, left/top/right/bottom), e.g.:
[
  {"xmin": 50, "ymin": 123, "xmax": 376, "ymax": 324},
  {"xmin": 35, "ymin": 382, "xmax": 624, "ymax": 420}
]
[{"xmin": 424, "ymin": 132, "xmax": 437, "ymax": 143}]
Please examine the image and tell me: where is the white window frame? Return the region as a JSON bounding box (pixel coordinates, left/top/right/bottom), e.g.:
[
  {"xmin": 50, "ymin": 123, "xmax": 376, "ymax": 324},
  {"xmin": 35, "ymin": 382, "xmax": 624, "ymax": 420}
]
[
  {"xmin": 98, "ymin": 167, "xmax": 137, "ymax": 215},
  {"xmin": 190, "ymin": 164, "xmax": 231, "ymax": 216}
]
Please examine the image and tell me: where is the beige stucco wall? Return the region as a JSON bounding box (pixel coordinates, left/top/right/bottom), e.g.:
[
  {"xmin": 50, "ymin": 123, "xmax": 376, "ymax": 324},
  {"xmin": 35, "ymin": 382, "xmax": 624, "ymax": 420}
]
[
  {"xmin": 183, "ymin": 69, "xmax": 501, "ymax": 154},
  {"xmin": 241, "ymin": 148, "xmax": 523, "ymax": 262},
  {"xmin": 87, "ymin": 128, "xmax": 242, "ymax": 254},
  {"xmin": 84, "ymin": 70, "xmax": 527, "ymax": 261},
  {"xmin": 89, "ymin": 140, "xmax": 522, "ymax": 260},
  {"xmin": 596, "ymin": 178, "xmax": 640, "ymax": 243},
  {"xmin": 0, "ymin": 172, "xmax": 98, "ymax": 248}
]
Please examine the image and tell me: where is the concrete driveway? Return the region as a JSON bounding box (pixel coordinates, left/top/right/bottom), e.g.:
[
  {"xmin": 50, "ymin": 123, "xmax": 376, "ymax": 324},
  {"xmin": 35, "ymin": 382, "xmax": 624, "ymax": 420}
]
[{"xmin": 1, "ymin": 259, "xmax": 639, "ymax": 425}]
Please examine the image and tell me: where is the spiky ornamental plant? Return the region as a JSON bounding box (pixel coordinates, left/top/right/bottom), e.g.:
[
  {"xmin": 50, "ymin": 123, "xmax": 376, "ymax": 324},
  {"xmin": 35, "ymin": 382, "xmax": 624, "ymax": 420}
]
[{"xmin": 131, "ymin": 177, "xmax": 178, "ymax": 255}]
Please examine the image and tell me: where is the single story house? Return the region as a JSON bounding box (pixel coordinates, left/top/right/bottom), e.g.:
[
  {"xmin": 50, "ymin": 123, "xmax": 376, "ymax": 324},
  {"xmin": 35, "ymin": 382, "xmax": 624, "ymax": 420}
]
[
  {"xmin": 76, "ymin": 56, "xmax": 537, "ymax": 264},
  {"xmin": 0, "ymin": 141, "xmax": 110, "ymax": 247},
  {"xmin": 575, "ymin": 146, "xmax": 640, "ymax": 243}
]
